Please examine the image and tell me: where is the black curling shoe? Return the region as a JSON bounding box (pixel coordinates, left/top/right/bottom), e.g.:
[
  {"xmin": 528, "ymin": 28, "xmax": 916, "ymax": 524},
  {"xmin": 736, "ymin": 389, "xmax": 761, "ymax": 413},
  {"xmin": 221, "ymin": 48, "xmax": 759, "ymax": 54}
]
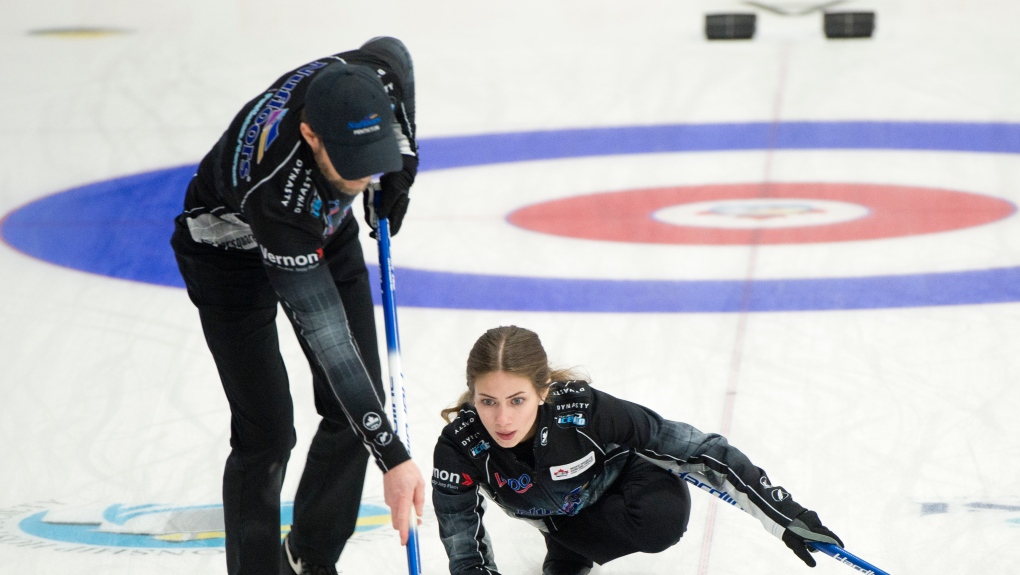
[{"xmin": 281, "ymin": 534, "xmax": 339, "ymax": 575}]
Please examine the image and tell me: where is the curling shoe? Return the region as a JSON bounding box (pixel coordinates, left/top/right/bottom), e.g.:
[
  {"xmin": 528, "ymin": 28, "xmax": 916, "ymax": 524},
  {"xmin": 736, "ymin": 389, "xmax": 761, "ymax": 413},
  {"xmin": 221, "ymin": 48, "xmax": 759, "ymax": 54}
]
[{"xmin": 281, "ymin": 534, "xmax": 339, "ymax": 575}]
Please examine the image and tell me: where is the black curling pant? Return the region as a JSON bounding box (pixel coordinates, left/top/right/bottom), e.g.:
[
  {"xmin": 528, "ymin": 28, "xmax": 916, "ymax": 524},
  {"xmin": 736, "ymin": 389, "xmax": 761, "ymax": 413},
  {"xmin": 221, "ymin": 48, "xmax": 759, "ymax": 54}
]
[
  {"xmin": 171, "ymin": 213, "xmax": 382, "ymax": 575},
  {"xmin": 545, "ymin": 456, "xmax": 692, "ymax": 565}
]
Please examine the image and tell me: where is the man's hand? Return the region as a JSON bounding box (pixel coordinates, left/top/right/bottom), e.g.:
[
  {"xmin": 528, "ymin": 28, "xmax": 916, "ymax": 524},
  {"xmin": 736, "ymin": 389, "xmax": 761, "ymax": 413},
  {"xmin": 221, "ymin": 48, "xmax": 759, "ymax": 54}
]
[
  {"xmin": 364, "ymin": 154, "xmax": 417, "ymax": 237},
  {"xmin": 383, "ymin": 459, "xmax": 425, "ymax": 545},
  {"xmin": 782, "ymin": 509, "xmax": 843, "ymax": 567}
]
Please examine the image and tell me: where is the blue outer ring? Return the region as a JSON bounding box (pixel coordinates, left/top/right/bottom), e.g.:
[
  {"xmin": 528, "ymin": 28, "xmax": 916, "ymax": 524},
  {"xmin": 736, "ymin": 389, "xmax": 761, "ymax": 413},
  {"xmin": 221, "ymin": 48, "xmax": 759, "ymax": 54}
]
[{"xmin": 3, "ymin": 121, "xmax": 1020, "ymax": 312}]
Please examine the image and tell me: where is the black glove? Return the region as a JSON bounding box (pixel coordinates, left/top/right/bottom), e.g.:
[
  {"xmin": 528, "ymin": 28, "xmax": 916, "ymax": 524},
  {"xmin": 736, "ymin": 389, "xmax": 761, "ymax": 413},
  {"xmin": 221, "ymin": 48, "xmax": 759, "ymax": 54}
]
[
  {"xmin": 364, "ymin": 154, "xmax": 417, "ymax": 237},
  {"xmin": 782, "ymin": 509, "xmax": 843, "ymax": 568}
]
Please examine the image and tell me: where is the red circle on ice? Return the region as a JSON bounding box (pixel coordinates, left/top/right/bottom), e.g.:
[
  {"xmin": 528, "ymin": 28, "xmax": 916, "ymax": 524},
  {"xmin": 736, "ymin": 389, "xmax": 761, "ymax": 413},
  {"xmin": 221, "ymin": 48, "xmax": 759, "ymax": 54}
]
[{"xmin": 507, "ymin": 182, "xmax": 1016, "ymax": 244}]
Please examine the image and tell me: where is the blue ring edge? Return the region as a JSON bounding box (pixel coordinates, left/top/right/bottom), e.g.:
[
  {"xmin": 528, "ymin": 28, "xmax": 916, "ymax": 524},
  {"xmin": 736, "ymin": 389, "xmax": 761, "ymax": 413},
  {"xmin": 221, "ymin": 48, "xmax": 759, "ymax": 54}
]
[{"xmin": 3, "ymin": 121, "xmax": 1020, "ymax": 313}]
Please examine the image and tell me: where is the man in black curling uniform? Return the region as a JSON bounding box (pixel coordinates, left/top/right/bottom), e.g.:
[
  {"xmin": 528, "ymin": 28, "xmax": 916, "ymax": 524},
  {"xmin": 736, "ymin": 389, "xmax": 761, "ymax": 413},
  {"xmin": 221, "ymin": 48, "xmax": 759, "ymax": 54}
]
[{"xmin": 171, "ymin": 37, "xmax": 424, "ymax": 575}]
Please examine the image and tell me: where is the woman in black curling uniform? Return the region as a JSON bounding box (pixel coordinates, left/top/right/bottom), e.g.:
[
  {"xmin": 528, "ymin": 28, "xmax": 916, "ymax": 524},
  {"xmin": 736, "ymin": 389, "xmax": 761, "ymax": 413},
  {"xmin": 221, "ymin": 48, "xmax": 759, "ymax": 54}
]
[{"xmin": 431, "ymin": 326, "xmax": 842, "ymax": 575}]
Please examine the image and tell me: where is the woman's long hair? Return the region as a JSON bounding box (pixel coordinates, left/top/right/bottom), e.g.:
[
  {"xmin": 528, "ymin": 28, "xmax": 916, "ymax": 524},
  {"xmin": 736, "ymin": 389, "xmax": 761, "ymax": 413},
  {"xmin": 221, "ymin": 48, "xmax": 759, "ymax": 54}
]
[{"xmin": 441, "ymin": 325, "xmax": 586, "ymax": 422}]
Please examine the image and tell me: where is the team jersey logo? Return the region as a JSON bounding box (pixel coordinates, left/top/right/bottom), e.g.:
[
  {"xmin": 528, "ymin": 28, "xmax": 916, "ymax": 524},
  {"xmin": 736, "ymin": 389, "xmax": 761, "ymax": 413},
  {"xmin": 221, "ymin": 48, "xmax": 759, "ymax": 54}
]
[
  {"xmin": 469, "ymin": 440, "xmax": 490, "ymax": 457},
  {"xmin": 555, "ymin": 412, "xmax": 586, "ymax": 428},
  {"xmin": 432, "ymin": 468, "xmax": 473, "ymax": 487},
  {"xmin": 561, "ymin": 484, "xmax": 586, "ymax": 515},
  {"xmin": 257, "ymin": 108, "xmax": 288, "ymax": 164},
  {"xmin": 549, "ymin": 451, "xmax": 595, "ymax": 481},
  {"xmin": 362, "ymin": 412, "xmax": 382, "ymax": 431},
  {"xmin": 259, "ymin": 246, "xmax": 323, "ymax": 270},
  {"xmin": 495, "ymin": 473, "xmax": 533, "ymax": 494}
]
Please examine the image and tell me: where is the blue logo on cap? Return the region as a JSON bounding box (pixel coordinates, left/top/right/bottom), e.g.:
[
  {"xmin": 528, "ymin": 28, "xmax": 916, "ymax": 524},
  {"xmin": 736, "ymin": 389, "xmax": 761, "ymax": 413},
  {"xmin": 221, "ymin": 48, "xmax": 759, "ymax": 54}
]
[{"xmin": 348, "ymin": 114, "xmax": 381, "ymax": 130}]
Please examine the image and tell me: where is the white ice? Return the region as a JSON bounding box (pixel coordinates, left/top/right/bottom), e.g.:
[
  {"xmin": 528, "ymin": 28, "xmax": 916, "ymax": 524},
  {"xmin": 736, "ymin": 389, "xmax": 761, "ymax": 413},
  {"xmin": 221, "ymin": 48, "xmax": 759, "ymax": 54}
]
[{"xmin": 1, "ymin": 1, "xmax": 1019, "ymax": 574}]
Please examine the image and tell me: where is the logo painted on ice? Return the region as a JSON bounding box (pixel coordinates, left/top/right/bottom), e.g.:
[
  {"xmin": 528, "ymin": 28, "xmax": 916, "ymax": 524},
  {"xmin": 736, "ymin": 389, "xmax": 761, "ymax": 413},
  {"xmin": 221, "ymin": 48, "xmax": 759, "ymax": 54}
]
[
  {"xmin": 0, "ymin": 500, "xmax": 388, "ymax": 552},
  {"xmin": 495, "ymin": 473, "xmax": 533, "ymax": 494},
  {"xmin": 697, "ymin": 202, "xmax": 824, "ymax": 221},
  {"xmin": 920, "ymin": 500, "xmax": 1020, "ymax": 529}
]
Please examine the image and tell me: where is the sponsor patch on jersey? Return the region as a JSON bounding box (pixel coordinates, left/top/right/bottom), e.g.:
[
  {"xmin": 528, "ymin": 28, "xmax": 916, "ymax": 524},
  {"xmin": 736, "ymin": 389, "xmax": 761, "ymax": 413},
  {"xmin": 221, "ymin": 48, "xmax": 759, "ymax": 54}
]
[
  {"xmin": 469, "ymin": 440, "xmax": 490, "ymax": 457},
  {"xmin": 549, "ymin": 385, "xmax": 586, "ymax": 396},
  {"xmin": 233, "ymin": 61, "xmax": 328, "ymax": 184},
  {"xmin": 561, "ymin": 484, "xmax": 585, "ymax": 514},
  {"xmin": 362, "ymin": 412, "xmax": 382, "ymax": 431},
  {"xmin": 259, "ymin": 246, "xmax": 323, "ymax": 270},
  {"xmin": 516, "ymin": 507, "xmax": 556, "ymax": 517},
  {"xmin": 555, "ymin": 412, "xmax": 587, "ymax": 428},
  {"xmin": 453, "ymin": 417, "xmax": 476, "ymax": 435},
  {"xmin": 549, "ymin": 451, "xmax": 595, "ymax": 481},
  {"xmin": 257, "ymin": 108, "xmax": 288, "ymax": 164},
  {"xmin": 555, "ymin": 402, "xmax": 589, "ymax": 411},
  {"xmin": 771, "ymin": 487, "xmax": 790, "ymax": 502},
  {"xmin": 495, "ymin": 473, "xmax": 533, "ymax": 494},
  {"xmin": 432, "ymin": 468, "xmax": 473, "ymax": 489},
  {"xmin": 321, "ymin": 198, "xmax": 352, "ymax": 237}
]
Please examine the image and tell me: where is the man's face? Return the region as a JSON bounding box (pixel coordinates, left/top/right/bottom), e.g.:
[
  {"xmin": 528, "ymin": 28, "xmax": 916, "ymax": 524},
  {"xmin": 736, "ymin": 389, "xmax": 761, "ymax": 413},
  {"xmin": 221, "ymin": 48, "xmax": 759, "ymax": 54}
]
[{"xmin": 299, "ymin": 122, "xmax": 373, "ymax": 195}]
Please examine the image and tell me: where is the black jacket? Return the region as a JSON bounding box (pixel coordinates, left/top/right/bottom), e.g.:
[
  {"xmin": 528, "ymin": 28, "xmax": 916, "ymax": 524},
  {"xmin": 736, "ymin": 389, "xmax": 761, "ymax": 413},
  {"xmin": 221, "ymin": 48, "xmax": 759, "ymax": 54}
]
[
  {"xmin": 432, "ymin": 381, "xmax": 811, "ymax": 575},
  {"xmin": 176, "ymin": 39, "xmax": 417, "ymax": 472}
]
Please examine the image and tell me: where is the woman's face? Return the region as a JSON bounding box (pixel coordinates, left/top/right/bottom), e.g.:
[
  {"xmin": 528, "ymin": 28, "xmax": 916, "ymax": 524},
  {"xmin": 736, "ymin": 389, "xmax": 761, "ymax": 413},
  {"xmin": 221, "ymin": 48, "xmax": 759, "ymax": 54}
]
[{"xmin": 473, "ymin": 371, "xmax": 547, "ymax": 448}]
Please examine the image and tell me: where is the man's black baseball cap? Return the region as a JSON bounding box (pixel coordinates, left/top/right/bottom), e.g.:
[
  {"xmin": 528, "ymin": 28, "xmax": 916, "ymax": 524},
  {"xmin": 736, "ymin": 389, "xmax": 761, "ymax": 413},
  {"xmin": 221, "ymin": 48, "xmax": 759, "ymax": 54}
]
[{"xmin": 304, "ymin": 62, "xmax": 402, "ymax": 180}]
